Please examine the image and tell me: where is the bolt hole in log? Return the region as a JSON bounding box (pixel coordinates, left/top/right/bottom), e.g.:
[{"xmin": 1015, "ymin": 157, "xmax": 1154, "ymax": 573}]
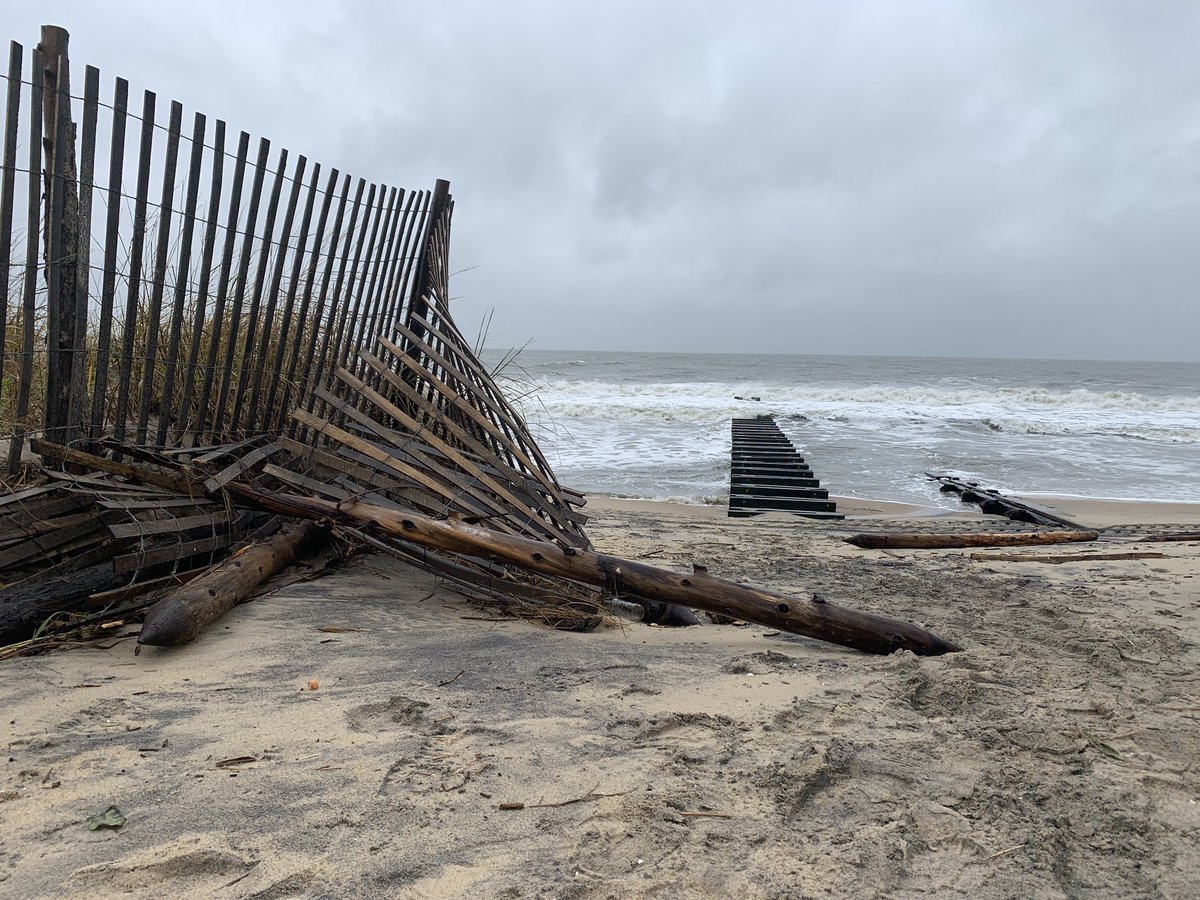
[
  {"xmin": 681, "ymin": 578, "xmax": 691, "ymax": 587},
  {"xmin": 532, "ymin": 552, "xmax": 544, "ymax": 561},
  {"xmin": 777, "ymin": 603, "xmax": 791, "ymax": 614}
]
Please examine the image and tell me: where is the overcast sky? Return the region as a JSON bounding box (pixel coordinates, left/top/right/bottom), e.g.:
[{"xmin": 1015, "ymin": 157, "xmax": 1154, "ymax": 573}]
[{"xmin": 13, "ymin": 1, "xmax": 1200, "ymax": 361}]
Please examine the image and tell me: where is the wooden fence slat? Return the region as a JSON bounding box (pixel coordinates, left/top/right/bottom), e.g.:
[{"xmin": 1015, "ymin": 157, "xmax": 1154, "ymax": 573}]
[
  {"xmin": 323, "ymin": 184, "xmax": 386, "ymax": 426},
  {"xmin": 346, "ymin": 186, "xmax": 402, "ymax": 391},
  {"xmin": 108, "ymin": 510, "xmax": 232, "ymax": 540},
  {"xmin": 298, "ymin": 176, "xmax": 364, "ymax": 441},
  {"xmin": 98, "ymin": 496, "xmax": 219, "ymax": 511},
  {"xmin": 307, "ymin": 383, "xmax": 548, "ymax": 541},
  {"xmin": 0, "ymin": 42, "xmax": 23, "ymax": 415},
  {"xmin": 387, "ymin": 321, "xmax": 554, "ymax": 485},
  {"xmin": 413, "ymin": 308, "xmax": 558, "ymax": 475},
  {"xmin": 88, "ymin": 75, "xmax": 129, "ymax": 442},
  {"xmin": 357, "ymin": 347, "xmax": 583, "ymax": 532},
  {"xmin": 112, "ymin": 89, "xmax": 156, "ymax": 445},
  {"xmin": 401, "ymin": 179, "xmax": 451, "ymax": 360},
  {"xmin": 294, "ymin": 403, "xmax": 466, "ymax": 513},
  {"xmin": 196, "ymin": 130, "xmax": 250, "ymax": 441},
  {"xmin": 246, "ymin": 155, "xmax": 310, "ymax": 431},
  {"xmin": 135, "ymin": 99, "xmax": 183, "ymax": 444},
  {"xmin": 212, "ymin": 136, "xmax": 270, "ymax": 435},
  {"xmin": 156, "ymin": 110, "xmax": 207, "ymax": 446},
  {"xmin": 230, "ymin": 145, "xmax": 288, "ymax": 431},
  {"xmin": 334, "ymin": 364, "xmax": 576, "ymax": 545},
  {"xmin": 330, "ymin": 183, "xmax": 384, "ymax": 385},
  {"xmin": 174, "ymin": 118, "xmax": 226, "ymax": 444},
  {"xmin": 113, "ymin": 530, "xmax": 237, "ymax": 574},
  {"xmin": 0, "ymin": 513, "xmax": 104, "ymax": 570},
  {"xmin": 310, "ymin": 180, "xmax": 374, "ymax": 429},
  {"xmin": 388, "ymin": 189, "xmax": 428, "ymax": 351},
  {"xmin": 7, "ymin": 46, "xmax": 43, "ymax": 473},
  {"xmin": 370, "ymin": 189, "xmax": 423, "ymax": 386},
  {"xmin": 200, "ymin": 441, "xmax": 280, "ymax": 493},
  {"xmin": 276, "ymin": 166, "xmax": 338, "ymax": 433},
  {"xmin": 264, "ymin": 164, "xmax": 323, "ymax": 430},
  {"xmin": 276, "ymin": 433, "xmax": 425, "ymax": 499},
  {"xmin": 63, "ymin": 63, "xmax": 100, "ymax": 447}
]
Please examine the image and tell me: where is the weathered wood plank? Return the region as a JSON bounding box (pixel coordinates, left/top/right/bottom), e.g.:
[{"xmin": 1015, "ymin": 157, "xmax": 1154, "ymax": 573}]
[
  {"xmin": 7, "ymin": 46, "xmax": 44, "ymax": 472},
  {"xmin": 108, "ymin": 510, "xmax": 233, "ymax": 540},
  {"xmin": 112, "ymin": 89, "xmax": 157, "ymax": 445},
  {"xmin": 31, "ymin": 439, "xmax": 202, "ymax": 496},
  {"xmin": 113, "ymin": 531, "xmax": 236, "ymax": 574},
  {"xmin": 88, "ymin": 75, "xmax": 130, "ymax": 441},
  {"xmin": 201, "ymin": 442, "xmax": 280, "ymax": 494}
]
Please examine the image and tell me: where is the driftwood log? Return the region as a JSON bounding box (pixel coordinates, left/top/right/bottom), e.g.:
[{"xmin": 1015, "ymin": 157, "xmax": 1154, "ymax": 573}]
[
  {"xmin": 0, "ymin": 562, "xmax": 123, "ymax": 645},
  {"xmin": 228, "ymin": 484, "xmax": 961, "ymax": 656},
  {"xmin": 138, "ymin": 521, "xmax": 328, "ymax": 646},
  {"xmin": 1141, "ymin": 532, "xmax": 1200, "ymax": 543},
  {"xmin": 969, "ymin": 551, "xmax": 1166, "ymax": 564},
  {"xmin": 844, "ymin": 530, "xmax": 1100, "ymax": 550}
]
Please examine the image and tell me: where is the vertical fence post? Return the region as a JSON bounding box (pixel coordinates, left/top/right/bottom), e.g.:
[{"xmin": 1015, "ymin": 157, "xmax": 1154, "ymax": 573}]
[{"xmin": 39, "ymin": 26, "xmax": 81, "ymax": 448}]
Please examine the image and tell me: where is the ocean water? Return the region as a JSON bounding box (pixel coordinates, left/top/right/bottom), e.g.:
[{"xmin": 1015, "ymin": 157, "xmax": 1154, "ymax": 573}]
[{"xmin": 481, "ymin": 351, "xmax": 1200, "ymax": 508}]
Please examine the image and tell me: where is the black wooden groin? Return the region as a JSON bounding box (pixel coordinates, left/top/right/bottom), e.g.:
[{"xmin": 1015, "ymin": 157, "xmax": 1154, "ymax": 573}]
[
  {"xmin": 728, "ymin": 416, "xmax": 842, "ymax": 519},
  {"xmin": 926, "ymin": 473, "xmax": 1085, "ymax": 529}
]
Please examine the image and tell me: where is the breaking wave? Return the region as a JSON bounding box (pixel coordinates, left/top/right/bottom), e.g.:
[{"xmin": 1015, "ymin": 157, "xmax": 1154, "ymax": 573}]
[{"xmin": 515, "ymin": 379, "xmax": 1200, "ymax": 443}]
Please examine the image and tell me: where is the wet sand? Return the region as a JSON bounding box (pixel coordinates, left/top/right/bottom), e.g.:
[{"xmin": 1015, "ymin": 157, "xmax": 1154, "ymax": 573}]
[{"xmin": 2, "ymin": 495, "xmax": 1199, "ymax": 898}]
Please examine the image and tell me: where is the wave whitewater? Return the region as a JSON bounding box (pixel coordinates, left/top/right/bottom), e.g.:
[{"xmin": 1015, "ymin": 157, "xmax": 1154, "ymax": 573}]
[{"xmin": 515, "ymin": 379, "xmax": 1200, "ymax": 443}]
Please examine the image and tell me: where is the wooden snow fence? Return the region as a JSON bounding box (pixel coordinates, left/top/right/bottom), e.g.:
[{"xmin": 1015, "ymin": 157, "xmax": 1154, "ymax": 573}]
[{"xmin": 0, "ymin": 25, "xmax": 963, "ymax": 659}]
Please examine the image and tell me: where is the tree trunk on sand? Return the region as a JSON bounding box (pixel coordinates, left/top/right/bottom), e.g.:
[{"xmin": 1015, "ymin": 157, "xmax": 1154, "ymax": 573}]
[
  {"xmin": 0, "ymin": 563, "xmax": 122, "ymax": 645},
  {"xmin": 138, "ymin": 521, "xmax": 328, "ymax": 646},
  {"xmin": 844, "ymin": 531, "xmax": 1099, "ymax": 550},
  {"xmin": 227, "ymin": 484, "xmax": 961, "ymax": 656}
]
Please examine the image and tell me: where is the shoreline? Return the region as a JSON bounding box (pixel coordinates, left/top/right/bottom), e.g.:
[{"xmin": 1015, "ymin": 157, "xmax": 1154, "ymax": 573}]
[{"xmin": 584, "ymin": 492, "xmax": 1200, "ymax": 526}]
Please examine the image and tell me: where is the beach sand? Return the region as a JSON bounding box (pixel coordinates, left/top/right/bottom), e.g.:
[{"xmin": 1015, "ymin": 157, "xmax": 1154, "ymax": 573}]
[{"xmin": 2, "ymin": 496, "xmax": 1199, "ymax": 898}]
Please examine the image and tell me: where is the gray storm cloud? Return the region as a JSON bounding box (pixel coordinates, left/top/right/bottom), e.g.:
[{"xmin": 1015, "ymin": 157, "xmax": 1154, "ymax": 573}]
[{"xmin": 11, "ymin": 0, "xmax": 1200, "ymax": 360}]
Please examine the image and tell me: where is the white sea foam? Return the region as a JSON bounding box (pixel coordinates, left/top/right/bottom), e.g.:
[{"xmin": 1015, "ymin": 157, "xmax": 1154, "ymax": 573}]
[
  {"xmin": 491, "ymin": 351, "xmax": 1200, "ymax": 505},
  {"xmin": 515, "ymin": 379, "xmax": 1200, "ymax": 443}
]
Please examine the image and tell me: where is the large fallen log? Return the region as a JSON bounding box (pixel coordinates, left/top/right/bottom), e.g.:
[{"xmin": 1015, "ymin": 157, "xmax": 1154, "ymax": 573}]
[
  {"xmin": 844, "ymin": 530, "xmax": 1100, "ymax": 550},
  {"xmin": 138, "ymin": 521, "xmax": 328, "ymax": 647},
  {"xmin": 227, "ymin": 484, "xmax": 961, "ymax": 656}
]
